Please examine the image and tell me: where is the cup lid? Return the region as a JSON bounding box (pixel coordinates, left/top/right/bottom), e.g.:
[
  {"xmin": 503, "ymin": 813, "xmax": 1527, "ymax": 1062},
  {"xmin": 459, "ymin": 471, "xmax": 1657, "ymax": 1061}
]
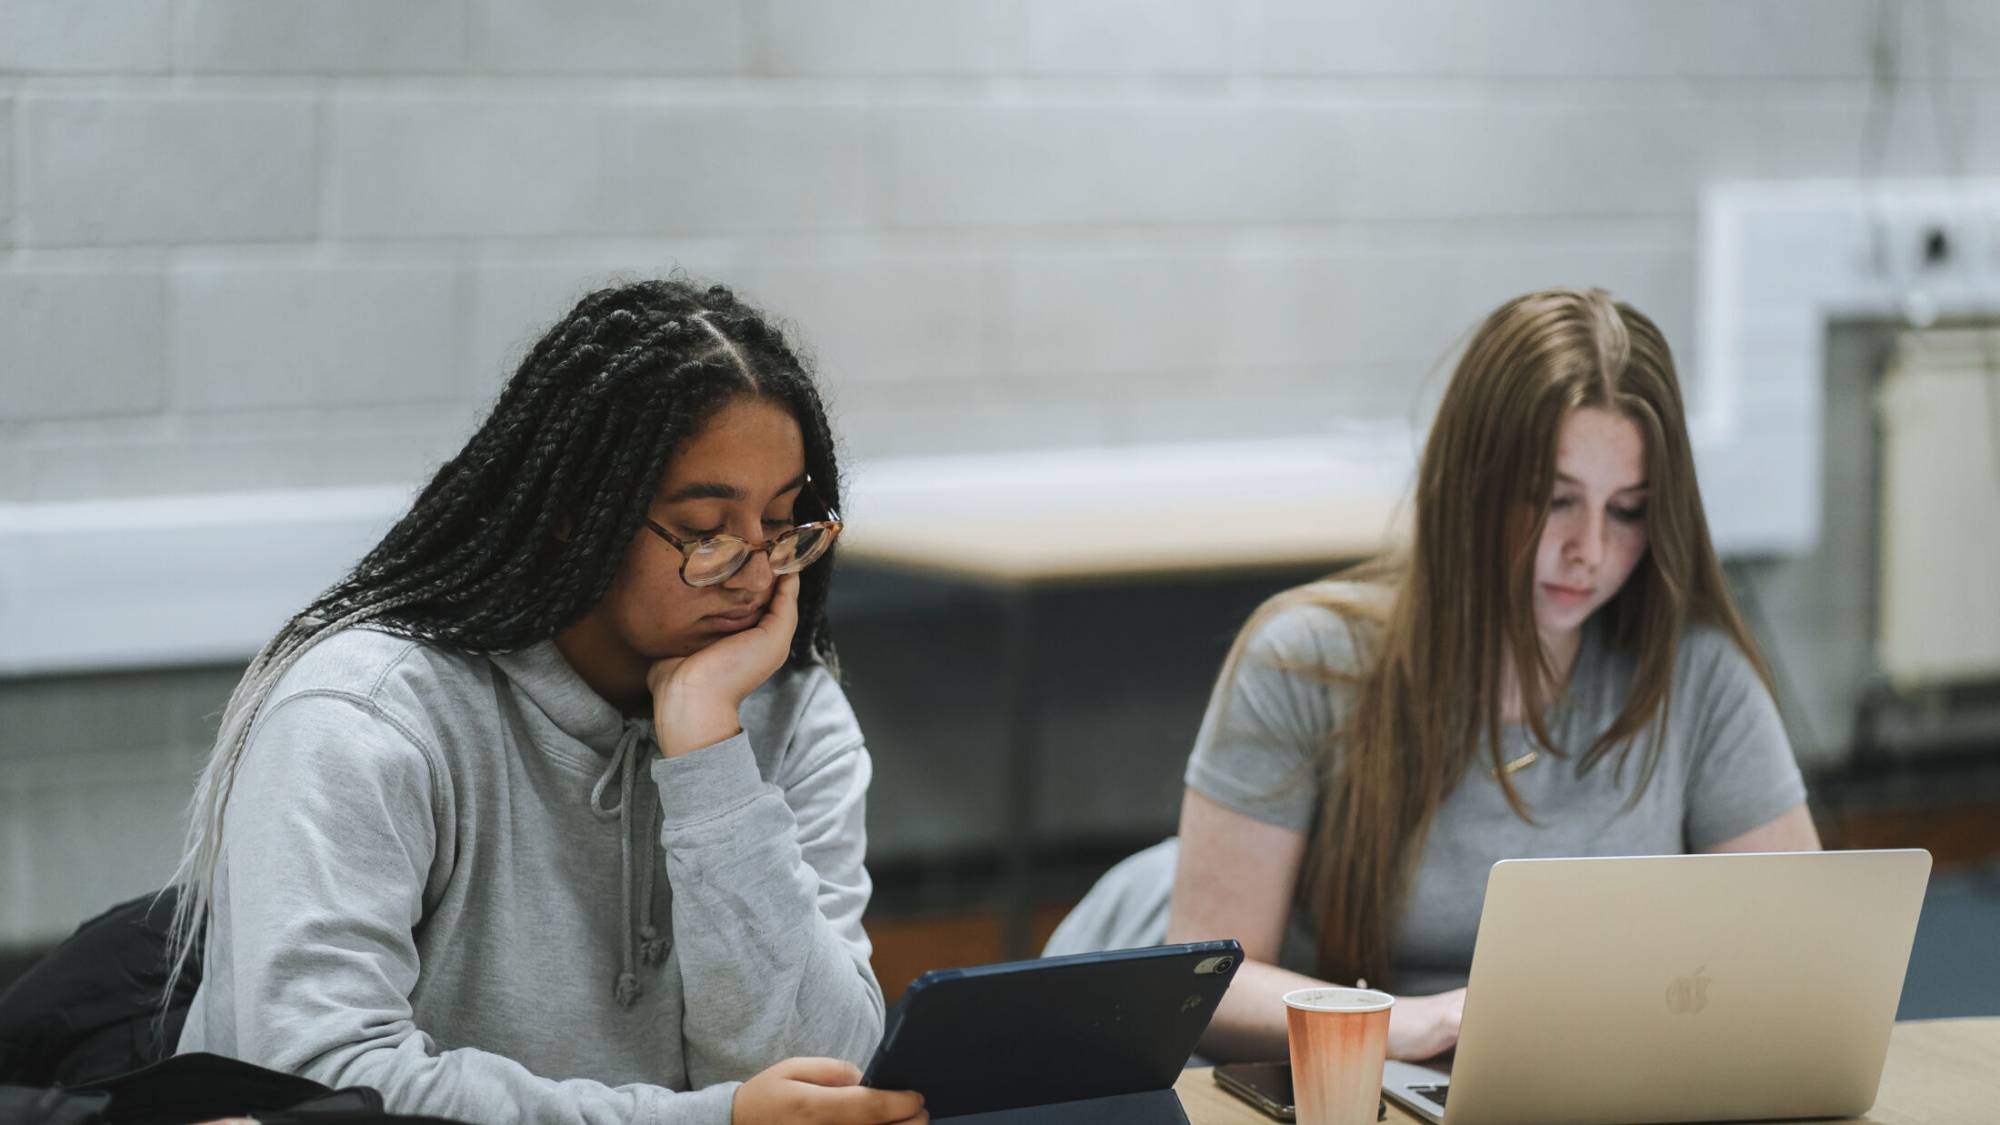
[{"xmin": 1283, "ymin": 986, "xmax": 1395, "ymax": 1013}]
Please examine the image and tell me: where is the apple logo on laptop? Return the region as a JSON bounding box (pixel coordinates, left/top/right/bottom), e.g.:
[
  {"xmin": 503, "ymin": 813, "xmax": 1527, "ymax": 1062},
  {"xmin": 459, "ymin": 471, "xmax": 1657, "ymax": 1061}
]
[{"xmin": 1665, "ymin": 966, "xmax": 1711, "ymax": 1014}]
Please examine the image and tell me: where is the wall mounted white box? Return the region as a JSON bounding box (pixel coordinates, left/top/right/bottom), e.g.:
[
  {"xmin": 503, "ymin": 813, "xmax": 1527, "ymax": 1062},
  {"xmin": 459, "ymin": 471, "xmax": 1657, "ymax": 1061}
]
[
  {"xmin": 1875, "ymin": 331, "xmax": 2000, "ymax": 689},
  {"xmin": 1696, "ymin": 178, "xmax": 2000, "ymax": 556}
]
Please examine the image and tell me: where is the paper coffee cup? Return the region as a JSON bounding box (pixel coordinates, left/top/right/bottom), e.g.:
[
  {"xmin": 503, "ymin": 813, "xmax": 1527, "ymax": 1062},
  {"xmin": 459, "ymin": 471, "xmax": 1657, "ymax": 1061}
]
[{"xmin": 1284, "ymin": 986, "xmax": 1394, "ymax": 1125}]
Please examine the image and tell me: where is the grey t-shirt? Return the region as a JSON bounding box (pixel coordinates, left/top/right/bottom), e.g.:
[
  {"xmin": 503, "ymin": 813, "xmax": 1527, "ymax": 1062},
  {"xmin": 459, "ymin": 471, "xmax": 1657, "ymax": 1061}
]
[{"xmin": 1184, "ymin": 590, "xmax": 1807, "ymax": 996}]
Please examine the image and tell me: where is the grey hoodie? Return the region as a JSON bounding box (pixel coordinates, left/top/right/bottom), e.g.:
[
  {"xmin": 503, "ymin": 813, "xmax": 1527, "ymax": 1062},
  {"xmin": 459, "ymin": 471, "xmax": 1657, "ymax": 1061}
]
[{"xmin": 177, "ymin": 627, "xmax": 884, "ymax": 1125}]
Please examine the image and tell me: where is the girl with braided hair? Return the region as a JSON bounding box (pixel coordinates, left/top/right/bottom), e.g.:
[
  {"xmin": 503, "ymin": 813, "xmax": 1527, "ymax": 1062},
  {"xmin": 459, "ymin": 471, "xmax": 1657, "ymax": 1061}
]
[{"xmin": 170, "ymin": 279, "xmax": 927, "ymax": 1125}]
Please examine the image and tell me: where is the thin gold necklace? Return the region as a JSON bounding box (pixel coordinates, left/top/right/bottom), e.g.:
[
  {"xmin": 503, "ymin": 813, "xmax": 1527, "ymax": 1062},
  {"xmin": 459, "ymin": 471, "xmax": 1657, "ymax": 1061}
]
[{"xmin": 1497, "ymin": 637, "xmax": 1576, "ymax": 780}]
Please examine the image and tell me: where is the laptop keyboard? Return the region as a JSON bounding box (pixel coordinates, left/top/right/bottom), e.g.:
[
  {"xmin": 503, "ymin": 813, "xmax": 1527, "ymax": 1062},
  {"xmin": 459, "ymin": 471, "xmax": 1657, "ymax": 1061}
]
[{"xmin": 1410, "ymin": 1083, "xmax": 1450, "ymax": 1107}]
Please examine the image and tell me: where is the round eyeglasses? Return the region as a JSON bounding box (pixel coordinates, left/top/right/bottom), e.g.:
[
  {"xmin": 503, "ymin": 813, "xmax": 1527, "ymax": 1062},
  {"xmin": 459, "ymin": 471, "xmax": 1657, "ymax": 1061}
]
[{"xmin": 642, "ymin": 493, "xmax": 843, "ymax": 589}]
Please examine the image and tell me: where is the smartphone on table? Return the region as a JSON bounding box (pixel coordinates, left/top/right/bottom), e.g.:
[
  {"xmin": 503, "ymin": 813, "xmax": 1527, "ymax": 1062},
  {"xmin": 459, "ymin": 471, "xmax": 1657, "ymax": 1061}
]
[
  {"xmin": 1214, "ymin": 1061, "xmax": 1294, "ymax": 1120},
  {"xmin": 1214, "ymin": 1062, "xmax": 1386, "ymax": 1121}
]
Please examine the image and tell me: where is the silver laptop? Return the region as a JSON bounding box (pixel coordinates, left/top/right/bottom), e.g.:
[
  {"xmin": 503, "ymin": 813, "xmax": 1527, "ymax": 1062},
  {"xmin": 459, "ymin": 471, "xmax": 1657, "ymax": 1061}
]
[{"xmin": 1382, "ymin": 849, "xmax": 1931, "ymax": 1125}]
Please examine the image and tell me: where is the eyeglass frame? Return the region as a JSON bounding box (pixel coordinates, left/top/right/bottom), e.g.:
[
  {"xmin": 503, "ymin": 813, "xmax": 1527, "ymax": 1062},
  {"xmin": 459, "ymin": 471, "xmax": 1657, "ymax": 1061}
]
[{"xmin": 640, "ymin": 478, "xmax": 844, "ymax": 588}]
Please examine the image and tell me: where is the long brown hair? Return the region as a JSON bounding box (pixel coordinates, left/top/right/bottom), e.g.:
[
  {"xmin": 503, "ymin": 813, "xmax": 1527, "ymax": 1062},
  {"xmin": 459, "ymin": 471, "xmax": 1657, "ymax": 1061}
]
[{"xmin": 1221, "ymin": 288, "xmax": 1771, "ymax": 989}]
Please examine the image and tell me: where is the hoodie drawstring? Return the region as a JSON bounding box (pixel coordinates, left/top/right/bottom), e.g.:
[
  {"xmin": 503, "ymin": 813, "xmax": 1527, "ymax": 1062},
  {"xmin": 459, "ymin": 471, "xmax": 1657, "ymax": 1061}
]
[
  {"xmin": 637, "ymin": 794, "xmax": 666, "ymax": 967},
  {"xmin": 590, "ymin": 722, "xmax": 659, "ymax": 1007}
]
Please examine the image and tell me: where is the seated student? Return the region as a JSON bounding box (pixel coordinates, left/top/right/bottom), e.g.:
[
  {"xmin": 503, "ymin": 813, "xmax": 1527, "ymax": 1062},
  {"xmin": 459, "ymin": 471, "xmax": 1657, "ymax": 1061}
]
[
  {"xmin": 169, "ymin": 280, "xmax": 927, "ymax": 1125},
  {"xmin": 1045, "ymin": 287, "xmax": 1820, "ymax": 1064}
]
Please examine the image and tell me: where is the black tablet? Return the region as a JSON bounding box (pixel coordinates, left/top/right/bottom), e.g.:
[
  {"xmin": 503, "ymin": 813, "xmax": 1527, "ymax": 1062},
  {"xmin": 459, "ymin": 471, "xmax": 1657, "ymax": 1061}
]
[{"xmin": 862, "ymin": 940, "xmax": 1242, "ymax": 1119}]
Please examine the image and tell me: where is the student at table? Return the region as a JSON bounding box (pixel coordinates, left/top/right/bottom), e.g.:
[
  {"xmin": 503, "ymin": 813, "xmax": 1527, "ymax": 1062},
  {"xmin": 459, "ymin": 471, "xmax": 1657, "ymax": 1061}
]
[
  {"xmin": 168, "ymin": 279, "xmax": 926, "ymax": 1125},
  {"xmin": 1045, "ymin": 287, "xmax": 1820, "ymax": 1064}
]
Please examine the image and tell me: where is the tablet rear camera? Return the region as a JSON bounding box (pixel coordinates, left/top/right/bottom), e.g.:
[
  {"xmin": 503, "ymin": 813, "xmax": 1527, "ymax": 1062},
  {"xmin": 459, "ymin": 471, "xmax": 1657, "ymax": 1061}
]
[{"xmin": 1195, "ymin": 955, "xmax": 1235, "ymax": 975}]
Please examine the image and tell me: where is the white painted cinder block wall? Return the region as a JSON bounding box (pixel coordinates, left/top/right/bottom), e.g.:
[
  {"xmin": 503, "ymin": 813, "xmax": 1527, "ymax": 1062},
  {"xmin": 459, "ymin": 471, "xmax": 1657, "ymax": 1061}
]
[{"xmin": 6, "ymin": 0, "xmax": 1999, "ymax": 504}]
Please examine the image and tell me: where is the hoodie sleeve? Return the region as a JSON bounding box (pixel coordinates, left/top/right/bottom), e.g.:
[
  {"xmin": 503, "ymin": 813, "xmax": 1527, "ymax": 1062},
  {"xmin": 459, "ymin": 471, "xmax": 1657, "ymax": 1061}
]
[
  {"xmin": 652, "ymin": 671, "xmax": 884, "ymax": 1086},
  {"xmin": 196, "ymin": 691, "xmax": 738, "ymax": 1125}
]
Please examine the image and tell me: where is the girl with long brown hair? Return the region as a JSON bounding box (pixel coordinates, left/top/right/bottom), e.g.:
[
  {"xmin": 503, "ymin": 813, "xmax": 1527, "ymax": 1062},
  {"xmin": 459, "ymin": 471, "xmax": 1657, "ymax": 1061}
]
[{"xmin": 1045, "ymin": 287, "xmax": 1819, "ymax": 1062}]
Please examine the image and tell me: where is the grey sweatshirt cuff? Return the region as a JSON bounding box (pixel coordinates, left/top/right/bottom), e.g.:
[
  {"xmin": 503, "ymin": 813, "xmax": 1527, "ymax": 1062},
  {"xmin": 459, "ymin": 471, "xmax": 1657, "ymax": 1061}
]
[
  {"xmin": 643, "ymin": 1078, "xmax": 739, "ymax": 1124},
  {"xmin": 651, "ymin": 731, "xmax": 765, "ymax": 826}
]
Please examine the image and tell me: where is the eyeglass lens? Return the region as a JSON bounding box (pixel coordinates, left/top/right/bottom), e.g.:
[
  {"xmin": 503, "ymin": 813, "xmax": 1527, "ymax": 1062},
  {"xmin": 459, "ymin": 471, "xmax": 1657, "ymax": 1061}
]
[{"xmin": 683, "ymin": 525, "xmax": 834, "ymax": 586}]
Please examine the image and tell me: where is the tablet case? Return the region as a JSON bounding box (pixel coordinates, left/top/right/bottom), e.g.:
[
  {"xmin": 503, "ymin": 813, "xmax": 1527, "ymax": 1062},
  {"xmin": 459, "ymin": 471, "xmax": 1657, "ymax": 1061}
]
[{"xmin": 863, "ymin": 941, "xmax": 1243, "ymax": 1123}]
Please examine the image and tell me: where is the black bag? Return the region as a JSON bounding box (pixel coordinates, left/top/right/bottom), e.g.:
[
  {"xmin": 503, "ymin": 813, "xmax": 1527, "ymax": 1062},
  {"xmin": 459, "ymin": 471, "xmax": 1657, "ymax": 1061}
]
[
  {"xmin": 0, "ymin": 1085, "xmax": 109, "ymax": 1125},
  {"xmin": 2, "ymin": 1052, "xmax": 468, "ymax": 1124},
  {"xmin": 0, "ymin": 894, "xmax": 468, "ymax": 1124},
  {"xmin": 0, "ymin": 891, "xmax": 195, "ymax": 1088}
]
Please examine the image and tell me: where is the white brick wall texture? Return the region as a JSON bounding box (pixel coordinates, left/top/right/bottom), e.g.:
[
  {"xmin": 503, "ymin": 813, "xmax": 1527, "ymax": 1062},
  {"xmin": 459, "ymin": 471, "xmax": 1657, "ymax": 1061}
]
[
  {"xmin": 0, "ymin": 0, "xmax": 175, "ymax": 74},
  {"xmin": 0, "ymin": 271, "xmax": 168, "ymax": 422},
  {"xmin": 331, "ymin": 97, "xmax": 622, "ymax": 238},
  {"xmin": 1022, "ymin": 0, "xmax": 1247, "ymax": 75},
  {"xmin": 747, "ymin": 248, "xmax": 995, "ymax": 385},
  {"xmin": 1257, "ymin": 0, "xmax": 1465, "ymax": 75},
  {"xmin": 0, "ymin": 97, "xmax": 13, "ymax": 247},
  {"xmin": 465, "ymin": 1, "xmax": 744, "ymax": 74},
  {"xmin": 763, "ymin": 0, "xmax": 1018, "ymax": 76},
  {"xmin": 1004, "ymin": 248, "xmax": 1233, "ymax": 378},
  {"xmin": 0, "ymin": 443, "xmax": 25, "ymax": 503},
  {"xmin": 624, "ymin": 105, "xmax": 878, "ymax": 235},
  {"xmin": 0, "ymin": 0, "xmax": 1997, "ymax": 500},
  {"xmin": 172, "ymin": 264, "xmax": 463, "ymax": 410},
  {"xmin": 19, "ymin": 410, "xmax": 472, "ymax": 502},
  {"xmin": 1258, "ymin": 0, "xmax": 2000, "ymax": 78},
  {"xmin": 174, "ymin": 0, "xmax": 466, "ymax": 74},
  {"xmin": 26, "ymin": 96, "xmax": 319, "ymax": 246},
  {"xmin": 885, "ymin": 104, "xmax": 1254, "ymax": 228}
]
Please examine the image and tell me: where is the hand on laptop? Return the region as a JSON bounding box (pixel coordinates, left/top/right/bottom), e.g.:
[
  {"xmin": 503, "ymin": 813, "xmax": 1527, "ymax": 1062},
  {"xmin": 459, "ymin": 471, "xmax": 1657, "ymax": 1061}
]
[
  {"xmin": 733, "ymin": 1057, "xmax": 927, "ymax": 1125},
  {"xmin": 1388, "ymin": 987, "xmax": 1465, "ymax": 1061}
]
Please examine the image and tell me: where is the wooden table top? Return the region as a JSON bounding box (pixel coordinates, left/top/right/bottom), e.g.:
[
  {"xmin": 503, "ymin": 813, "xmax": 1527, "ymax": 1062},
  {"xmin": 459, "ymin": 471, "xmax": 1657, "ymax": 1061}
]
[
  {"xmin": 837, "ymin": 438, "xmax": 1410, "ymax": 586},
  {"xmin": 1173, "ymin": 1017, "xmax": 2000, "ymax": 1124}
]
